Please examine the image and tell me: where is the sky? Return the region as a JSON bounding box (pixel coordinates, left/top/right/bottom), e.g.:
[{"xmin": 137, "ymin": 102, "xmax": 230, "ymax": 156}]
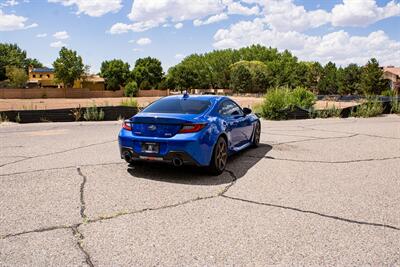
[{"xmin": 1, "ymin": 0, "xmax": 400, "ymax": 74}]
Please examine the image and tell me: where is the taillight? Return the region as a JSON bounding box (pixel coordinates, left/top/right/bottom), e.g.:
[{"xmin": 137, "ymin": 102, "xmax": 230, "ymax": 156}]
[
  {"xmin": 122, "ymin": 120, "xmax": 132, "ymax": 131},
  {"xmin": 179, "ymin": 123, "xmax": 206, "ymax": 133}
]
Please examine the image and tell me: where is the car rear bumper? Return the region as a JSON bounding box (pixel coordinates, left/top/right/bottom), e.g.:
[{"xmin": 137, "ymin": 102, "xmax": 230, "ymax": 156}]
[
  {"xmin": 119, "ymin": 146, "xmax": 200, "ymax": 166},
  {"xmin": 118, "ymin": 128, "xmax": 214, "ymax": 166}
]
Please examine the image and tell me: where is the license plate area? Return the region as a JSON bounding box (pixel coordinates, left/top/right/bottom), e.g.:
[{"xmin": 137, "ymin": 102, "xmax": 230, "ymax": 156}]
[{"xmin": 141, "ymin": 142, "xmax": 159, "ymax": 154}]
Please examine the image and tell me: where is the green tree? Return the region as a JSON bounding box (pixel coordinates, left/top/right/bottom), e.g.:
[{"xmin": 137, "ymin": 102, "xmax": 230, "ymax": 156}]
[
  {"xmin": 305, "ymin": 62, "xmax": 323, "ymax": 92},
  {"xmin": 230, "ymin": 64, "xmax": 252, "ymax": 93},
  {"xmin": 25, "ymin": 58, "xmax": 43, "ymax": 70},
  {"xmin": 338, "ymin": 63, "xmax": 362, "ymax": 95},
  {"xmin": 124, "ymin": 81, "xmax": 138, "ymax": 96},
  {"xmin": 5, "ymin": 66, "xmax": 27, "ymax": 88},
  {"xmin": 132, "ymin": 57, "xmax": 163, "ymax": 88},
  {"xmin": 318, "ymin": 62, "xmax": 338, "ymax": 94},
  {"xmin": 229, "ymin": 60, "xmax": 271, "ymax": 93},
  {"xmin": 53, "ymin": 47, "xmax": 85, "ymax": 88},
  {"xmin": 0, "ymin": 43, "xmax": 26, "ymax": 80},
  {"xmin": 100, "ymin": 59, "xmax": 130, "ymax": 90},
  {"xmin": 0, "ymin": 43, "xmax": 43, "ymax": 81},
  {"xmin": 360, "ymin": 58, "xmax": 389, "ymax": 95}
]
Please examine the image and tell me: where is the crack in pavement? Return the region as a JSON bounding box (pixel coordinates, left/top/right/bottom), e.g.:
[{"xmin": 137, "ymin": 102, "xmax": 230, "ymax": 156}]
[
  {"xmin": 77, "ymin": 168, "xmax": 88, "ymax": 221},
  {"xmin": 71, "ymin": 226, "xmax": 94, "ymax": 267},
  {"xmin": 0, "ymin": 225, "xmax": 73, "ymax": 239},
  {"xmin": 273, "ymin": 134, "xmax": 359, "ymax": 146},
  {"xmin": 244, "ymin": 154, "xmax": 400, "ymax": 164},
  {"xmin": 0, "ymin": 168, "xmax": 238, "ymax": 240},
  {"xmin": 87, "ymin": 169, "xmax": 238, "ymax": 223},
  {"xmin": 0, "ymin": 140, "xmax": 117, "ymax": 168},
  {"xmin": 221, "ymin": 195, "xmax": 400, "ymax": 231}
]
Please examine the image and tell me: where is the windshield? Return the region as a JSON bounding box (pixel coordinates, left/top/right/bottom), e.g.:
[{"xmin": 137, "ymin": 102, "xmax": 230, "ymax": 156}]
[{"xmin": 142, "ymin": 98, "xmax": 212, "ymax": 114}]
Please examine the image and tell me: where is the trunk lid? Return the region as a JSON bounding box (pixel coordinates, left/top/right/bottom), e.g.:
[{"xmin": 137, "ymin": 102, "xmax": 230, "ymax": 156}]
[{"xmin": 130, "ymin": 113, "xmax": 204, "ymax": 138}]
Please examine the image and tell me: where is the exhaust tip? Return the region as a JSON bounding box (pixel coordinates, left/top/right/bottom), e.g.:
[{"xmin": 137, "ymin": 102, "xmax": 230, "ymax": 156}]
[
  {"xmin": 172, "ymin": 157, "xmax": 183, "ymax": 167},
  {"xmin": 123, "ymin": 151, "xmax": 132, "ymax": 163}
]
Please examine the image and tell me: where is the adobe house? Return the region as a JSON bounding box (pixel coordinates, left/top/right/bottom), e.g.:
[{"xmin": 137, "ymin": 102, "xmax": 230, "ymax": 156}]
[
  {"xmin": 383, "ymin": 66, "xmax": 400, "ymax": 93},
  {"xmin": 27, "ymin": 66, "xmax": 59, "ymax": 88},
  {"xmin": 27, "ymin": 66, "xmax": 105, "ymax": 90}
]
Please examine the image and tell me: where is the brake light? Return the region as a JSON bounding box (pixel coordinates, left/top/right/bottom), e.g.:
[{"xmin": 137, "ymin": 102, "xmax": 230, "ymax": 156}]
[
  {"xmin": 179, "ymin": 123, "xmax": 206, "ymax": 133},
  {"xmin": 122, "ymin": 120, "xmax": 132, "ymax": 131}
]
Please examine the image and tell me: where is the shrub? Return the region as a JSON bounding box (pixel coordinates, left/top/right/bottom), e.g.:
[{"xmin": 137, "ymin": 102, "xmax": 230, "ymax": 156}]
[
  {"xmin": 124, "ymin": 81, "xmax": 138, "ymax": 97},
  {"xmin": 287, "ymin": 87, "xmax": 315, "ymax": 109},
  {"xmin": 261, "ymin": 88, "xmax": 290, "ymax": 120},
  {"xmin": 391, "ymin": 95, "xmax": 400, "ymax": 114},
  {"xmin": 260, "ymin": 87, "xmax": 315, "ymax": 120},
  {"xmin": 0, "ymin": 113, "xmax": 9, "ymax": 123},
  {"xmin": 70, "ymin": 105, "xmax": 83, "ymax": 121},
  {"xmin": 83, "ymin": 104, "xmax": 105, "ymax": 121},
  {"xmin": 351, "ymin": 98, "xmax": 383, "ymax": 118},
  {"xmin": 6, "ymin": 66, "xmax": 27, "ymax": 88},
  {"xmin": 120, "ymin": 98, "xmax": 138, "ymax": 108}
]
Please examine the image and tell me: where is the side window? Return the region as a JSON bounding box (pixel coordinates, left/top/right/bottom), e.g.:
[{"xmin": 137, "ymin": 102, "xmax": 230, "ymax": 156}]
[{"xmin": 219, "ymin": 100, "xmax": 243, "ymax": 117}]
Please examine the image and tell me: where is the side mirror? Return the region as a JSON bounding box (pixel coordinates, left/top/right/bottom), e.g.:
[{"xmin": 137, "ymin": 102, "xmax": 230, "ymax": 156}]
[{"xmin": 243, "ymin": 107, "xmax": 252, "ymax": 115}]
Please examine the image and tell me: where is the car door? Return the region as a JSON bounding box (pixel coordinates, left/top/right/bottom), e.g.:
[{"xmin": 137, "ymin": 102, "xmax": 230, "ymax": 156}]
[{"xmin": 219, "ymin": 100, "xmax": 247, "ymax": 148}]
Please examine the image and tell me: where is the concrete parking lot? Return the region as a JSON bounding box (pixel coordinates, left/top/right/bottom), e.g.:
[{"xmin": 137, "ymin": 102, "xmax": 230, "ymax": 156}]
[{"xmin": 1, "ymin": 116, "xmax": 399, "ymax": 266}]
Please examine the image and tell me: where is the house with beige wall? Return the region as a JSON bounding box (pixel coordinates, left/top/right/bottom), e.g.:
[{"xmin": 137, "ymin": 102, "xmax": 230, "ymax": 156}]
[
  {"xmin": 27, "ymin": 66, "xmax": 105, "ymax": 91},
  {"xmin": 383, "ymin": 67, "xmax": 400, "ymax": 93}
]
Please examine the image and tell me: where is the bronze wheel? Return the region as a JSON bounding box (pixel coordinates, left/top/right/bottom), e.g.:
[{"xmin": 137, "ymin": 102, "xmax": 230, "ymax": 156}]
[
  {"xmin": 252, "ymin": 121, "xmax": 261, "ymax": 147},
  {"xmin": 209, "ymin": 137, "xmax": 228, "ymax": 175}
]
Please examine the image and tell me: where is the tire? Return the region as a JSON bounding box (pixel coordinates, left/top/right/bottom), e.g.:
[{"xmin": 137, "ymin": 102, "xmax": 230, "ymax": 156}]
[
  {"xmin": 251, "ymin": 121, "xmax": 261, "ymax": 148},
  {"xmin": 208, "ymin": 136, "xmax": 228, "ymax": 175}
]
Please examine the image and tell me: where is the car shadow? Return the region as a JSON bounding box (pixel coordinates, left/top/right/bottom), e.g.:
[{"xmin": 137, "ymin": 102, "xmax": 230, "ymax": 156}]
[{"xmin": 126, "ymin": 143, "xmax": 272, "ymax": 186}]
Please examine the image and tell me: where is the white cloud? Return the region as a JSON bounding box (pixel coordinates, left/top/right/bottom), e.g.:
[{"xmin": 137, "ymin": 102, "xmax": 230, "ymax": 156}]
[
  {"xmin": 136, "ymin": 37, "xmax": 152, "ymax": 46},
  {"xmin": 36, "ymin": 33, "xmax": 47, "ymax": 38},
  {"xmin": 174, "ymin": 22, "xmax": 183, "ymax": 29},
  {"xmin": 175, "ymin": 53, "xmax": 185, "ymax": 59},
  {"xmin": 53, "ymin": 31, "xmax": 69, "ymax": 39},
  {"xmin": 128, "ymin": 0, "xmax": 225, "ymax": 23},
  {"xmin": 226, "ymin": 1, "xmax": 259, "ymax": 15},
  {"xmin": 331, "ymin": 0, "xmax": 400, "ymax": 27},
  {"xmin": 256, "ymin": 0, "xmax": 330, "ymax": 32},
  {"xmin": 48, "ymin": 0, "xmax": 122, "ymax": 17},
  {"xmin": 133, "ymin": 48, "xmax": 143, "ymax": 52},
  {"xmin": 0, "ymin": 10, "xmax": 37, "ymax": 31},
  {"xmin": 109, "ymin": 20, "xmax": 160, "ymax": 34},
  {"xmin": 109, "ymin": 0, "xmax": 258, "ymax": 33},
  {"xmin": 128, "ymin": 39, "xmax": 135, "ymax": 43},
  {"xmin": 193, "ymin": 13, "xmax": 228, "ymax": 26},
  {"xmin": 50, "ymin": 40, "xmax": 66, "ymax": 48},
  {"xmin": 213, "ymin": 19, "xmax": 400, "ymax": 66}
]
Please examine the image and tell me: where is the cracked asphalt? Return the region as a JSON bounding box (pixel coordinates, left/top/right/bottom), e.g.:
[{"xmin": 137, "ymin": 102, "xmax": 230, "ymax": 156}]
[{"xmin": 1, "ymin": 115, "xmax": 399, "ymax": 266}]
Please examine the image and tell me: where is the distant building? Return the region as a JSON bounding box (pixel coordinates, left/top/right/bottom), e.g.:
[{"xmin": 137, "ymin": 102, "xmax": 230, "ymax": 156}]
[
  {"xmin": 27, "ymin": 66, "xmax": 59, "ymax": 88},
  {"xmin": 27, "ymin": 66, "xmax": 105, "ymax": 90},
  {"xmin": 383, "ymin": 66, "xmax": 400, "ymax": 93},
  {"xmin": 74, "ymin": 75, "xmax": 106, "ymax": 91}
]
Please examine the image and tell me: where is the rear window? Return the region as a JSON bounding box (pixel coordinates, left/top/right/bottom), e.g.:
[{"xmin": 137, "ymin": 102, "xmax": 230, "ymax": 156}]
[{"xmin": 142, "ymin": 98, "xmax": 211, "ymax": 114}]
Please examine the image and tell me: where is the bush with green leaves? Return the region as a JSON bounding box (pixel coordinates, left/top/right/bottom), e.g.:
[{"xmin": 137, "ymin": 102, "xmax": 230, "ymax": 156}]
[
  {"xmin": 391, "ymin": 96, "xmax": 400, "ymax": 114},
  {"xmin": 287, "ymin": 87, "xmax": 315, "ymax": 109},
  {"xmin": 351, "ymin": 98, "xmax": 383, "ymax": 118},
  {"xmin": 261, "ymin": 87, "xmax": 315, "ymax": 120},
  {"xmin": 120, "ymin": 98, "xmax": 138, "ymax": 108},
  {"xmin": 83, "ymin": 104, "xmax": 104, "ymax": 121},
  {"xmin": 6, "ymin": 66, "xmax": 27, "ymax": 88},
  {"xmin": 124, "ymin": 81, "xmax": 138, "ymax": 97}
]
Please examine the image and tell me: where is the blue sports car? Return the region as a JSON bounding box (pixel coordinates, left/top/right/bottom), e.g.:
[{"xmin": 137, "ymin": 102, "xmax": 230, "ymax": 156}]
[{"xmin": 118, "ymin": 93, "xmax": 261, "ymax": 175}]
